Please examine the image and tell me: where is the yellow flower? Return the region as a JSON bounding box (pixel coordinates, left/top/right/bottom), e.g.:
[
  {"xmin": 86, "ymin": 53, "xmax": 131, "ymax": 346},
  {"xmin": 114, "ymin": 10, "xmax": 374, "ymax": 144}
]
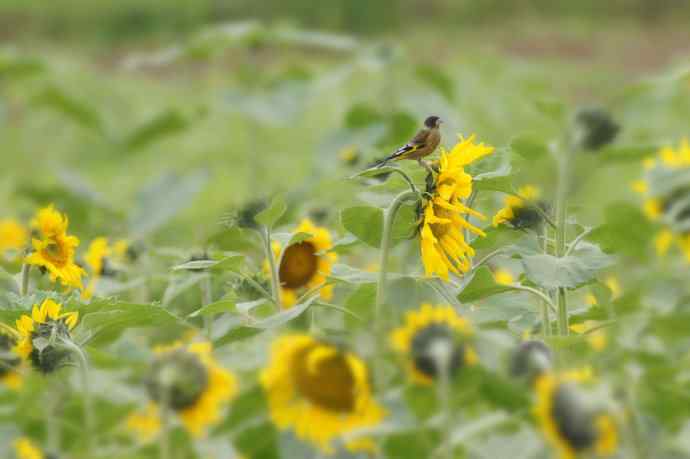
[
  {"xmin": 0, "ymin": 330, "xmax": 23, "ymax": 389},
  {"xmin": 0, "ymin": 218, "xmax": 28, "ymax": 254},
  {"xmin": 636, "ymin": 140, "xmax": 690, "ymax": 262},
  {"xmin": 24, "ymin": 205, "xmax": 85, "ymax": 289},
  {"xmin": 604, "ymin": 276, "xmax": 622, "ymax": 300},
  {"xmin": 14, "ymin": 298, "xmax": 79, "ymax": 373},
  {"xmin": 390, "ymin": 304, "xmax": 477, "ymax": 385},
  {"xmin": 113, "ymin": 239, "xmax": 129, "ymax": 259},
  {"xmin": 84, "ymin": 237, "xmax": 110, "ymax": 275},
  {"xmin": 260, "ymin": 334, "xmax": 385, "ymax": 454},
  {"xmin": 493, "ymin": 268, "xmax": 514, "ymax": 285},
  {"xmin": 493, "ymin": 185, "xmax": 543, "ymax": 229},
  {"xmin": 13, "ymin": 437, "xmax": 44, "ymax": 459},
  {"xmin": 126, "ymin": 403, "xmax": 162, "ymax": 442},
  {"xmin": 270, "ymin": 219, "xmax": 337, "ymax": 308},
  {"xmin": 420, "ymin": 135, "xmax": 493, "ymax": 280},
  {"xmin": 569, "ymin": 322, "xmax": 607, "ymax": 352},
  {"xmin": 534, "ymin": 370, "xmax": 618, "ymax": 459},
  {"xmin": 140, "ymin": 341, "xmax": 237, "ymax": 438}
]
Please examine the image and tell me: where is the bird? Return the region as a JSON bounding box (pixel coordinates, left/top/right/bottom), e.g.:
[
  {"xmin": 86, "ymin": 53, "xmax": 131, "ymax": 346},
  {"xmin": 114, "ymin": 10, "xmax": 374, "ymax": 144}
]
[{"xmin": 375, "ymin": 115, "xmax": 443, "ymax": 169}]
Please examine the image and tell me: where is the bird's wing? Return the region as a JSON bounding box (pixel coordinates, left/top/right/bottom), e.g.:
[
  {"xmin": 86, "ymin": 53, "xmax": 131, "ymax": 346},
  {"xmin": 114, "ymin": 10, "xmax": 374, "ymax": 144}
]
[{"xmin": 388, "ymin": 128, "xmax": 430, "ymax": 159}]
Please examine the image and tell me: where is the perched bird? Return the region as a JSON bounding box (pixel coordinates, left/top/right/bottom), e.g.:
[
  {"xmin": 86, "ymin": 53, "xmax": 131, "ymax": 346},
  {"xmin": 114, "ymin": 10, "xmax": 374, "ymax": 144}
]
[{"xmin": 376, "ymin": 115, "xmax": 443, "ymax": 168}]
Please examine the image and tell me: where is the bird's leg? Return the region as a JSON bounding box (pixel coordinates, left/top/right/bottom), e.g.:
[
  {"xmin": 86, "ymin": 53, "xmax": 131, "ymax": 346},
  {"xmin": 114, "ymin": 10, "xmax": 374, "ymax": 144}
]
[{"xmin": 418, "ymin": 158, "xmax": 435, "ymax": 176}]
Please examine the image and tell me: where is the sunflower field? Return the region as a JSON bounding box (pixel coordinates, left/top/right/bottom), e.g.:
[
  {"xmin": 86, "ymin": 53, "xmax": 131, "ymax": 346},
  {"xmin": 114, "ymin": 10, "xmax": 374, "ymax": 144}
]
[{"xmin": 2, "ymin": 4, "xmax": 690, "ymax": 459}]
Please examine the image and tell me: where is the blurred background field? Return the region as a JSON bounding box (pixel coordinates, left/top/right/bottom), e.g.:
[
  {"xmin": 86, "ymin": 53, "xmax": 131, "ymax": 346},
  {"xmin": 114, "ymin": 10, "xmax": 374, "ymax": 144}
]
[{"xmin": 2, "ymin": 0, "xmax": 690, "ymax": 247}]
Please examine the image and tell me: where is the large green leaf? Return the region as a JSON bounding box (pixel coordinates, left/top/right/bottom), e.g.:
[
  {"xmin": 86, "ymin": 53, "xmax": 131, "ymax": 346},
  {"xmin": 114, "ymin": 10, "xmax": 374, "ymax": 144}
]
[
  {"xmin": 340, "ymin": 202, "xmax": 418, "ymax": 249},
  {"xmin": 589, "ymin": 202, "xmax": 654, "ymax": 259},
  {"xmin": 123, "ymin": 109, "xmax": 190, "ymax": 151},
  {"xmin": 33, "ymin": 86, "xmax": 104, "ymax": 134},
  {"xmin": 521, "ymin": 243, "xmax": 615, "ymax": 289},
  {"xmin": 76, "ymin": 302, "xmax": 189, "ymax": 346},
  {"xmin": 254, "ymin": 194, "xmax": 287, "ymax": 229},
  {"xmin": 458, "ymin": 267, "xmax": 514, "ymax": 302}
]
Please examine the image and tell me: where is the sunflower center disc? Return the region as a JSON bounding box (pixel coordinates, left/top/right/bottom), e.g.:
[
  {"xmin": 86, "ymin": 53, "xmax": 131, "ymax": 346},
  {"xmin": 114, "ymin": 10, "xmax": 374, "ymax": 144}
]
[
  {"xmin": 146, "ymin": 350, "xmax": 209, "ymax": 411},
  {"xmin": 411, "ymin": 324, "xmax": 463, "ymax": 379},
  {"xmin": 42, "ymin": 240, "xmax": 69, "ymax": 266},
  {"xmin": 293, "ymin": 344, "xmax": 356, "ymax": 413},
  {"xmin": 279, "ymin": 242, "xmax": 318, "ymax": 289},
  {"xmin": 551, "ymin": 383, "xmax": 598, "ymax": 451}
]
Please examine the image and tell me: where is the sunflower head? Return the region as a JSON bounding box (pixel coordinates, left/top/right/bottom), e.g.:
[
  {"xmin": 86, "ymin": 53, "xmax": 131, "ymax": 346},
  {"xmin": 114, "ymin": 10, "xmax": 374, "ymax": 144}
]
[
  {"xmin": 260, "ymin": 334, "xmax": 385, "ymax": 454},
  {"xmin": 634, "ymin": 140, "xmax": 690, "ymax": 262},
  {"xmin": 391, "ymin": 304, "xmax": 477, "ymax": 385},
  {"xmin": 420, "ymin": 135, "xmax": 493, "ymax": 280},
  {"xmin": 573, "ymin": 107, "xmax": 620, "ymax": 151},
  {"xmin": 24, "ymin": 205, "xmax": 85, "ymax": 290},
  {"xmin": 509, "ymin": 340, "xmax": 553, "ymax": 385},
  {"xmin": 14, "ymin": 299, "xmax": 79, "ymax": 374},
  {"xmin": 84, "ymin": 237, "xmax": 112, "ymax": 276},
  {"xmin": 273, "ymin": 219, "xmax": 337, "ymax": 307},
  {"xmin": 493, "ymin": 185, "xmax": 547, "ymax": 230},
  {"xmin": 534, "ymin": 370, "xmax": 618, "ymax": 459},
  {"xmin": 144, "ymin": 342, "xmax": 237, "ymax": 437},
  {"xmin": 13, "ymin": 437, "xmax": 52, "ymax": 459},
  {"xmin": 0, "ymin": 218, "xmax": 28, "ymax": 256},
  {"xmin": 0, "ymin": 331, "xmax": 22, "ymax": 389}
]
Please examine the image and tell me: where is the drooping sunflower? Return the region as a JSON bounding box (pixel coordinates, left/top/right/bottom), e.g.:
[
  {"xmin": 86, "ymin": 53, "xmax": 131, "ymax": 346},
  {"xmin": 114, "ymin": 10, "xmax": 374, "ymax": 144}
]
[
  {"xmin": 0, "ymin": 218, "xmax": 28, "ymax": 256},
  {"xmin": 129, "ymin": 341, "xmax": 237, "ymax": 439},
  {"xmin": 13, "ymin": 437, "xmax": 48, "ymax": 459},
  {"xmin": 534, "ymin": 369, "xmax": 618, "ymax": 459},
  {"xmin": 14, "ymin": 299, "xmax": 79, "ymax": 374},
  {"xmin": 270, "ymin": 219, "xmax": 337, "ymax": 308},
  {"xmin": 390, "ymin": 304, "xmax": 477, "ymax": 385},
  {"xmin": 633, "ymin": 139, "xmax": 690, "ymax": 262},
  {"xmin": 260, "ymin": 334, "xmax": 385, "ymax": 454},
  {"xmin": 420, "ymin": 135, "xmax": 494, "ymax": 280},
  {"xmin": 82, "ymin": 237, "xmax": 112, "ymax": 300},
  {"xmin": 0, "ymin": 329, "xmax": 23, "ymax": 389},
  {"xmin": 493, "ymin": 185, "xmax": 545, "ymax": 230},
  {"xmin": 24, "ymin": 205, "xmax": 85, "ymax": 290}
]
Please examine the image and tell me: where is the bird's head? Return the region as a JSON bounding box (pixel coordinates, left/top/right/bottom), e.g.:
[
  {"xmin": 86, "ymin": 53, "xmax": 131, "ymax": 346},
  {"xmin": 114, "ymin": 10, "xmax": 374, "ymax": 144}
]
[{"xmin": 424, "ymin": 116, "xmax": 442, "ymax": 129}]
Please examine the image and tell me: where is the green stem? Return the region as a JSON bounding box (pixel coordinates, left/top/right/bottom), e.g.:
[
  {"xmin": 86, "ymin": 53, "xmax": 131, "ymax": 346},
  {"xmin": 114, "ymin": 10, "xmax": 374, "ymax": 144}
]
[
  {"xmin": 201, "ymin": 275, "xmax": 213, "ymax": 339},
  {"xmin": 159, "ymin": 390, "xmax": 171, "ymax": 459},
  {"xmin": 62, "ymin": 339, "xmax": 93, "ymax": 456},
  {"xmin": 554, "ymin": 143, "xmax": 571, "ymax": 336},
  {"xmin": 540, "ymin": 226, "xmax": 551, "ymax": 337},
  {"xmin": 45, "ymin": 384, "xmax": 60, "ymax": 453},
  {"xmin": 20, "ymin": 263, "xmax": 30, "ymax": 296},
  {"xmin": 263, "ymin": 227, "xmax": 282, "ymax": 310},
  {"xmin": 375, "ymin": 190, "xmax": 419, "ymax": 327}
]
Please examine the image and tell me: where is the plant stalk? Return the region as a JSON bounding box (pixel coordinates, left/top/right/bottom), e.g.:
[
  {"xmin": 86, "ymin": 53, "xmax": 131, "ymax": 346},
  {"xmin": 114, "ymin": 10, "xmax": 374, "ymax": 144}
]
[
  {"xmin": 375, "ymin": 190, "xmax": 419, "ymax": 328},
  {"xmin": 201, "ymin": 274, "xmax": 213, "ymax": 339},
  {"xmin": 62, "ymin": 339, "xmax": 93, "ymax": 456},
  {"xmin": 263, "ymin": 226, "xmax": 282, "ymax": 310},
  {"xmin": 20, "ymin": 263, "xmax": 30, "ymax": 296},
  {"xmin": 554, "ymin": 142, "xmax": 571, "ymax": 336}
]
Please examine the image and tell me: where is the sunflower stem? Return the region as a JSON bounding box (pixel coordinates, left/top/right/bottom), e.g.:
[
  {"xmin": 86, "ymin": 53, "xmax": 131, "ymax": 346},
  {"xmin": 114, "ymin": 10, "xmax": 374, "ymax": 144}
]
[
  {"xmin": 62, "ymin": 339, "xmax": 94, "ymax": 456},
  {"xmin": 540, "ymin": 226, "xmax": 551, "ymax": 337},
  {"xmin": 263, "ymin": 226, "xmax": 282, "ymax": 310},
  {"xmin": 159, "ymin": 389, "xmax": 172, "ymax": 459},
  {"xmin": 375, "ymin": 190, "xmax": 419, "ymax": 328},
  {"xmin": 554, "ymin": 141, "xmax": 571, "ymax": 336},
  {"xmin": 20, "ymin": 263, "xmax": 30, "ymax": 296},
  {"xmin": 45, "ymin": 384, "xmax": 60, "ymax": 453},
  {"xmin": 201, "ymin": 274, "xmax": 213, "ymax": 339}
]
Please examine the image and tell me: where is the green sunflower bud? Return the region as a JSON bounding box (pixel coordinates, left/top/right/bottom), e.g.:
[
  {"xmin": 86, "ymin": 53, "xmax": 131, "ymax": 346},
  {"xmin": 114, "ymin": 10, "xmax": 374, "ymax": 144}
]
[
  {"xmin": 29, "ymin": 321, "xmax": 73, "ymax": 374},
  {"xmin": 146, "ymin": 349, "xmax": 209, "ymax": 411},
  {"xmin": 573, "ymin": 107, "xmax": 620, "ymax": 151},
  {"xmin": 510, "ymin": 340, "xmax": 553, "ymax": 384}
]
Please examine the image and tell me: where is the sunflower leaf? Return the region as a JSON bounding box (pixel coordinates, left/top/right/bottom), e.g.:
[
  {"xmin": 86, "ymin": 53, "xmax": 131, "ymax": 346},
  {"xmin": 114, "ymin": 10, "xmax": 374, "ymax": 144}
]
[
  {"xmin": 255, "ymin": 194, "xmax": 287, "ymax": 229},
  {"xmin": 521, "ymin": 242, "xmax": 615, "ymax": 289},
  {"xmin": 457, "ymin": 267, "xmax": 514, "ymax": 302},
  {"xmin": 188, "ymin": 297, "xmax": 237, "ymax": 318}
]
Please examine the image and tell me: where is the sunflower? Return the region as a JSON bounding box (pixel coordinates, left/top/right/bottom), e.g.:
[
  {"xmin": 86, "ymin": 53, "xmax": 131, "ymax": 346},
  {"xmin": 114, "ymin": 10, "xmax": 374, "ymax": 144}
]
[
  {"xmin": 14, "ymin": 299, "xmax": 79, "ymax": 374},
  {"xmin": 390, "ymin": 304, "xmax": 477, "ymax": 385},
  {"xmin": 633, "ymin": 139, "xmax": 690, "ymax": 262},
  {"xmin": 493, "ymin": 185, "xmax": 545, "ymax": 230},
  {"xmin": 130, "ymin": 341, "xmax": 237, "ymax": 439},
  {"xmin": 534, "ymin": 369, "xmax": 618, "ymax": 459},
  {"xmin": 82, "ymin": 237, "xmax": 113, "ymax": 300},
  {"xmin": 509, "ymin": 340, "xmax": 553, "ymax": 384},
  {"xmin": 0, "ymin": 218, "xmax": 28, "ymax": 256},
  {"xmin": 420, "ymin": 135, "xmax": 494, "ymax": 280},
  {"xmin": 24, "ymin": 205, "xmax": 85, "ymax": 290},
  {"xmin": 260, "ymin": 334, "xmax": 385, "ymax": 454},
  {"xmin": 13, "ymin": 437, "xmax": 47, "ymax": 459},
  {"xmin": 270, "ymin": 219, "xmax": 337, "ymax": 308},
  {"xmin": 493, "ymin": 268, "xmax": 515, "ymax": 285},
  {"xmin": 0, "ymin": 330, "xmax": 22, "ymax": 389}
]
